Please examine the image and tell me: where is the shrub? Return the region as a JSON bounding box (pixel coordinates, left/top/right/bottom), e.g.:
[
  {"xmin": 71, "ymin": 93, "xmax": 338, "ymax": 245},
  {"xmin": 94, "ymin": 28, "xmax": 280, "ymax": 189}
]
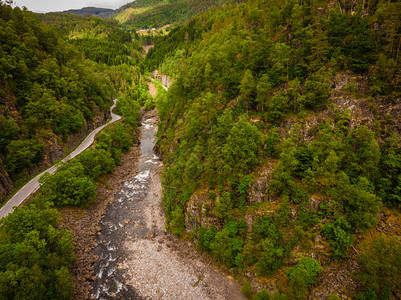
[
  {"xmin": 0, "ymin": 205, "xmax": 75, "ymax": 299},
  {"xmin": 358, "ymin": 235, "xmax": 401, "ymax": 298},
  {"xmin": 253, "ymin": 289, "xmax": 270, "ymax": 300},
  {"xmin": 78, "ymin": 148, "xmax": 115, "ymax": 180},
  {"xmin": 5, "ymin": 139, "xmax": 44, "ymax": 176},
  {"xmin": 286, "ymin": 257, "xmax": 323, "ymax": 298},
  {"xmin": 321, "ymin": 216, "xmax": 353, "ymax": 260},
  {"xmin": 241, "ymin": 278, "xmax": 252, "ymax": 299},
  {"xmin": 256, "ymin": 239, "xmax": 285, "ymax": 276},
  {"xmin": 40, "ymin": 161, "xmax": 96, "ymax": 207}
]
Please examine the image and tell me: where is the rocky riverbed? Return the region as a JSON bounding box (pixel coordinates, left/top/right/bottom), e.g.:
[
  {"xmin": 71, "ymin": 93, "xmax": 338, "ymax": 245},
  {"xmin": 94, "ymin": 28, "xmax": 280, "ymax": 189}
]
[{"xmin": 60, "ymin": 109, "xmax": 246, "ymax": 299}]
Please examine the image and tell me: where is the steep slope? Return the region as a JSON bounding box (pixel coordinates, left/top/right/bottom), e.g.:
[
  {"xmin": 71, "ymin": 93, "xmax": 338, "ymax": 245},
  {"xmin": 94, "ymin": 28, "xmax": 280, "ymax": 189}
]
[
  {"xmin": 0, "ymin": 4, "xmax": 114, "ymax": 201},
  {"xmin": 39, "ymin": 13, "xmax": 144, "ymax": 67},
  {"xmin": 149, "ymin": 0, "xmax": 401, "ymax": 298},
  {"xmin": 115, "ymin": 0, "xmax": 225, "ymax": 29},
  {"xmin": 0, "ymin": 3, "xmax": 148, "ymax": 299}
]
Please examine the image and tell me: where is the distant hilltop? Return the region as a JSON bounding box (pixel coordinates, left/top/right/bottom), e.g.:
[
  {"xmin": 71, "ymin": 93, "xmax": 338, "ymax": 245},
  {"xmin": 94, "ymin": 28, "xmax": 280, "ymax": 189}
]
[{"xmin": 60, "ymin": 7, "xmax": 117, "ymax": 19}]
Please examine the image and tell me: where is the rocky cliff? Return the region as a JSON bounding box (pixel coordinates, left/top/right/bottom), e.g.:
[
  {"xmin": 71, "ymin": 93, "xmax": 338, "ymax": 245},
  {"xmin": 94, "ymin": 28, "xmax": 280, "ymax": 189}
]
[{"xmin": 0, "ymin": 108, "xmax": 111, "ymax": 203}]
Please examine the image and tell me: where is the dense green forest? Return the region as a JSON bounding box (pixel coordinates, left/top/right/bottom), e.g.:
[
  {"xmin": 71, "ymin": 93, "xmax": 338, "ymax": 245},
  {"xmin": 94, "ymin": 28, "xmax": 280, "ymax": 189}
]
[
  {"xmin": 148, "ymin": 0, "xmax": 401, "ymax": 297},
  {"xmin": 114, "ymin": 0, "xmax": 226, "ymax": 30},
  {"xmin": 0, "ymin": 4, "xmax": 114, "ymax": 187},
  {"xmin": 0, "ymin": 90, "xmax": 143, "ymax": 298},
  {"xmin": 0, "ymin": 2, "xmax": 146, "ymax": 298},
  {"xmin": 39, "ymin": 14, "xmax": 144, "ymax": 68},
  {"xmin": 1, "ymin": 0, "xmax": 401, "ymax": 298}
]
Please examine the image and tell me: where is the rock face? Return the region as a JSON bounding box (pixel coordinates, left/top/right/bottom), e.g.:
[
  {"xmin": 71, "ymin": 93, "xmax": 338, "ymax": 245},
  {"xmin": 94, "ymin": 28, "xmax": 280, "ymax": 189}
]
[
  {"xmin": 307, "ymin": 195, "xmax": 325, "ymax": 212},
  {"xmin": 248, "ymin": 177, "xmax": 269, "ymax": 205},
  {"xmin": 248, "ymin": 161, "xmax": 278, "ymax": 206},
  {"xmin": 33, "ymin": 108, "xmax": 111, "ymax": 175},
  {"xmin": 0, "ymin": 164, "xmax": 13, "ymax": 202},
  {"xmin": 0, "ymin": 106, "xmax": 111, "ymax": 200},
  {"xmin": 278, "ymin": 71, "xmax": 401, "ymax": 144},
  {"xmin": 185, "ymin": 189, "xmax": 220, "ymax": 233},
  {"xmin": 152, "ymin": 70, "xmax": 170, "ymax": 87}
]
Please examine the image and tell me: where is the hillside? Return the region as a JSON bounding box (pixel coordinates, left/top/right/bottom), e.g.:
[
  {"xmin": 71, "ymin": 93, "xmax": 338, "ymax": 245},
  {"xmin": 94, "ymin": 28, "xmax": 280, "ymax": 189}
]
[
  {"xmin": 1, "ymin": 0, "xmax": 401, "ymax": 298},
  {"xmin": 0, "ymin": 4, "xmax": 117, "ymax": 201},
  {"xmin": 114, "ymin": 0, "xmax": 225, "ymax": 30},
  {"xmin": 0, "ymin": 6, "xmax": 146, "ymax": 202},
  {"xmin": 39, "ymin": 13, "xmax": 144, "ymax": 67},
  {"xmin": 148, "ymin": 0, "xmax": 401, "ymax": 298},
  {"xmin": 0, "ymin": 2, "xmax": 147, "ymax": 298}
]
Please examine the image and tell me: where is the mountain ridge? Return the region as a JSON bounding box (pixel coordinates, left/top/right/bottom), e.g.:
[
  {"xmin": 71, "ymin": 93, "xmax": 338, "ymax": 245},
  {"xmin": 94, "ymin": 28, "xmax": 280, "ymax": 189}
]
[{"xmin": 58, "ymin": 6, "xmax": 117, "ymax": 18}]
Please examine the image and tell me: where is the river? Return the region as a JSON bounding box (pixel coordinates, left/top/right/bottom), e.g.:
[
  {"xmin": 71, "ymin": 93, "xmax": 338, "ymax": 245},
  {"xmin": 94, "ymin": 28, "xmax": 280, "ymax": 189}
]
[
  {"xmin": 91, "ymin": 113, "xmax": 160, "ymax": 299},
  {"xmin": 90, "ymin": 109, "xmax": 245, "ymax": 299}
]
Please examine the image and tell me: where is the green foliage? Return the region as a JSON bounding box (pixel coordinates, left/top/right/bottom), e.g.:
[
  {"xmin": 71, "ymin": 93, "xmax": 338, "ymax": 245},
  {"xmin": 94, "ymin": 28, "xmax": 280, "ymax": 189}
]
[
  {"xmin": 96, "ymin": 123, "xmax": 135, "ymax": 158},
  {"xmin": 117, "ymin": 0, "xmax": 221, "ymax": 30},
  {"xmin": 327, "ymin": 11, "xmax": 374, "ymax": 71},
  {"xmin": 241, "ymin": 278, "xmax": 252, "ymax": 299},
  {"xmin": 70, "ymin": 38, "xmax": 141, "ymax": 66},
  {"xmin": 115, "ymin": 95, "xmax": 142, "ymax": 127},
  {"xmin": 197, "ymin": 226, "xmax": 217, "ymax": 252},
  {"xmin": 214, "ymin": 191, "xmax": 233, "ymax": 220},
  {"xmin": 286, "ymin": 257, "xmax": 323, "ymax": 298},
  {"xmin": 253, "ymin": 215, "xmax": 282, "ymax": 242},
  {"xmin": 265, "ymin": 128, "xmax": 280, "ymax": 158},
  {"xmin": 358, "ymin": 235, "xmax": 401, "ymax": 298},
  {"xmin": 253, "ymin": 289, "xmax": 270, "ymax": 300},
  {"xmin": 0, "ymin": 205, "xmax": 75, "ymax": 300},
  {"xmin": 146, "ymin": 0, "xmax": 401, "ymax": 288},
  {"xmin": 40, "ymin": 13, "xmax": 143, "ymax": 67},
  {"xmin": 254, "ymin": 289, "xmax": 286, "ymax": 300},
  {"xmin": 322, "ymin": 217, "xmax": 353, "ymax": 260},
  {"xmin": 379, "ymin": 136, "xmax": 401, "ymax": 207},
  {"xmin": 78, "ymin": 148, "xmax": 115, "ymax": 180},
  {"xmin": 0, "ymin": 3, "xmax": 118, "ymax": 182},
  {"xmin": 5, "ymin": 139, "xmax": 44, "ymax": 177},
  {"xmin": 332, "ymin": 174, "xmax": 381, "ymax": 230},
  {"xmin": 0, "ymin": 115, "xmax": 19, "ymax": 153},
  {"xmin": 37, "ymin": 90, "xmax": 141, "ymax": 208},
  {"xmin": 256, "ymin": 238, "xmax": 285, "ymax": 277},
  {"xmin": 40, "ymin": 161, "xmax": 96, "ymax": 207},
  {"xmin": 170, "ymin": 206, "xmax": 186, "ymax": 237},
  {"xmin": 222, "ymin": 117, "xmax": 263, "ymax": 177},
  {"xmin": 294, "ymin": 146, "xmax": 313, "ymax": 178},
  {"xmin": 208, "ymin": 220, "xmax": 246, "ymax": 269}
]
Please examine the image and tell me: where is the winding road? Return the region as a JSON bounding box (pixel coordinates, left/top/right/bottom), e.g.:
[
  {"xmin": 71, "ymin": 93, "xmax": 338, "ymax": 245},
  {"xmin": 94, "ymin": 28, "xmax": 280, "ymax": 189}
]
[{"xmin": 0, "ymin": 99, "xmax": 121, "ymax": 219}]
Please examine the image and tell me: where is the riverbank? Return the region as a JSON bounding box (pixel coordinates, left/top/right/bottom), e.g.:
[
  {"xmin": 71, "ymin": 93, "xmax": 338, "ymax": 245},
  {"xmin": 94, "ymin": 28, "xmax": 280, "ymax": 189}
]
[
  {"xmin": 59, "ymin": 139, "xmax": 141, "ymax": 299},
  {"xmin": 59, "ymin": 108, "xmax": 246, "ymax": 299}
]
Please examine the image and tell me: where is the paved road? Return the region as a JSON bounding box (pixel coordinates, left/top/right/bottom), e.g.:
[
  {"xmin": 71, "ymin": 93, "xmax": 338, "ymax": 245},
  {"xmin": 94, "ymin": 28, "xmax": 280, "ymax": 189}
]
[
  {"xmin": 147, "ymin": 76, "xmax": 168, "ymax": 91},
  {"xmin": 0, "ymin": 99, "xmax": 122, "ymax": 219}
]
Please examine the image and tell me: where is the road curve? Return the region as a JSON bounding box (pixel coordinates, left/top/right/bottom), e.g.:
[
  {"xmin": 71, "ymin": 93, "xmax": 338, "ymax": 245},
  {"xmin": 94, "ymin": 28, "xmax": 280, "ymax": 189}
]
[{"xmin": 0, "ymin": 99, "xmax": 122, "ymax": 219}]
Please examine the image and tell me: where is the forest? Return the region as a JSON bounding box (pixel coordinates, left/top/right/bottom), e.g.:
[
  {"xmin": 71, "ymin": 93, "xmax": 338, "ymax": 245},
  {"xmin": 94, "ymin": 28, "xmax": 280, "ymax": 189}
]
[
  {"xmin": 115, "ymin": 0, "xmax": 227, "ymax": 30},
  {"xmin": 147, "ymin": 0, "xmax": 401, "ymax": 298},
  {"xmin": 0, "ymin": 0, "xmax": 401, "ymax": 298},
  {"xmin": 0, "ymin": 1, "xmax": 148, "ymax": 298}
]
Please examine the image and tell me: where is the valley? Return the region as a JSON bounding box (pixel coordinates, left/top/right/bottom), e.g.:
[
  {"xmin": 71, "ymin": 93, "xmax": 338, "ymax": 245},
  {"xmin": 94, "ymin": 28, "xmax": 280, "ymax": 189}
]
[{"xmin": 0, "ymin": 0, "xmax": 401, "ymax": 299}]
